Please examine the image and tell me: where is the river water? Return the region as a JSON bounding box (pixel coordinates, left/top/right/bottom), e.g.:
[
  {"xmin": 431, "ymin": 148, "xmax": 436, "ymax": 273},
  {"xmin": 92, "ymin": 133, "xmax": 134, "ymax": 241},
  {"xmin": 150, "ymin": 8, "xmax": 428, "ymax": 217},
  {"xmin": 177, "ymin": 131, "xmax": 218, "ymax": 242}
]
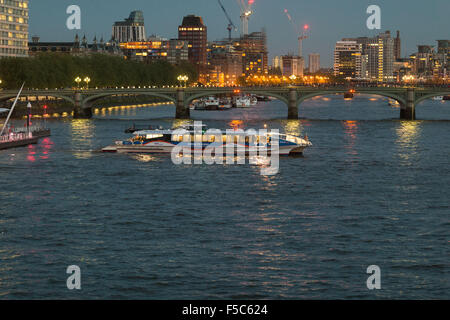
[{"xmin": 0, "ymin": 95, "xmax": 449, "ymax": 299}]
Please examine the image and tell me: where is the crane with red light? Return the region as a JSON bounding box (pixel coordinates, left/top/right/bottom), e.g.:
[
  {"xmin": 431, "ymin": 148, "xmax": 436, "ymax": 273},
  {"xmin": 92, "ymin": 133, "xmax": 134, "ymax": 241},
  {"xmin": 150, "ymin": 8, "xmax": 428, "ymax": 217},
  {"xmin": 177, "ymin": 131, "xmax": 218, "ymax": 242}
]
[{"xmin": 284, "ymin": 9, "xmax": 309, "ymax": 57}]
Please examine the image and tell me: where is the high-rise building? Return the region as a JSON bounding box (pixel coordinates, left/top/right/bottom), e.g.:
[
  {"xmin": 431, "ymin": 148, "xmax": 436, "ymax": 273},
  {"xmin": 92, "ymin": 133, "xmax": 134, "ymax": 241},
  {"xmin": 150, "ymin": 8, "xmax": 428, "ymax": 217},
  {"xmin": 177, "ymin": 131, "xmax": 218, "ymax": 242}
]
[
  {"xmin": 343, "ymin": 31, "xmax": 395, "ymax": 82},
  {"xmin": 206, "ymin": 43, "xmax": 242, "ymax": 85},
  {"xmin": 394, "ymin": 30, "xmax": 401, "ymax": 60},
  {"xmin": 308, "ymin": 53, "xmax": 320, "ymax": 73},
  {"xmin": 281, "ymin": 55, "xmax": 304, "ymax": 77},
  {"xmin": 235, "ymin": 30, "xmax": 268, "ymax": 76},
  {"xmin": 112, "ymin": 11, "xmax": 147, "ymax": 43},
  {"xmin": 334, "ymin": 41, "xmax": 363, "ymax": 79},
  {"xmin": 0, "ymin": 0, "xmax": 29, "ymax": 57},
  {"xmin": 272, "ymin": 56, "xmax": 282, "ymax": 70},
  {"xmin": 178, "ymin": 15, "xmax": 207, "ymax": 72}
]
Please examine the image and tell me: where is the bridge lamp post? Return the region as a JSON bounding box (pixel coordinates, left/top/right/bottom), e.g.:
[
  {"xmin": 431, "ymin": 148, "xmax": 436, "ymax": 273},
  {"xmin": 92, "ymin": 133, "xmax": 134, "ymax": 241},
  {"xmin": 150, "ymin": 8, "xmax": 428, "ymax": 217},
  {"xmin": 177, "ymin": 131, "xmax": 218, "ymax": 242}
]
[
  {"xmin": 289, "ymin": 74, "xmax": 297, "ymax": 85},
  {"xmin": 177, "ymin": 75, "xmax": 188, "ymax": 88},
  {"xmin": 74, "ymin": 77, "xmax": 82, "ymax": 89},
  {"xmin": 84, "ymin": 77, "xmax": 91, "ymax": 89}
]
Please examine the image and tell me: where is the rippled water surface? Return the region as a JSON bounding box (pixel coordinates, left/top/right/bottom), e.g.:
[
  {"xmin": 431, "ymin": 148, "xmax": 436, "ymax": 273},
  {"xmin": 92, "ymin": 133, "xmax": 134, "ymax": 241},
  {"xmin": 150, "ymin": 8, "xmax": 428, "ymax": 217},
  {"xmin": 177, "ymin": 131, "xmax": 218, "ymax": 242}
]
[{"xmin": 0, "ymin": 95, "xmax": 449, "ymax": 299}]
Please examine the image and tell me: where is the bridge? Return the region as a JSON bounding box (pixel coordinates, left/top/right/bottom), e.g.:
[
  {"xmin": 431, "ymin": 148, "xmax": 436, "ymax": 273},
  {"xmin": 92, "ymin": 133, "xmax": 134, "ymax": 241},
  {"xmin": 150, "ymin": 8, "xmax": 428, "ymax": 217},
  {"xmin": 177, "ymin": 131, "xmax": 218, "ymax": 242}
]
[{"xmin": 0, "ymin": 86, "xmax": 449, "ymax": 120}]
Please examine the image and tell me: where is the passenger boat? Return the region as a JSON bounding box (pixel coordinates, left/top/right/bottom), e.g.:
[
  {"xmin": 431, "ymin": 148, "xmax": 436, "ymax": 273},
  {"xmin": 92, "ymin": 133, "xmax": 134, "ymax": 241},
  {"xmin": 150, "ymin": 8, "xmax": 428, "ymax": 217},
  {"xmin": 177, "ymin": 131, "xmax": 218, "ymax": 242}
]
[
  {"xmin": 432, "ymin": 96, "xmax": 443, "ymax": 101},
  {"xmin": 219, "ymin": 97, "xmax": 233, "ymax": 110},
  {"xmin": 102, "ymin": 124, "xmax": 312, "ymax": 155},
  {"xmin": 204, "ymin": 96, "xmax": 220, "ymax": 110},
  {"xmin": 234, "ymin": 95, "xmax": 251, "ymax": 108}
]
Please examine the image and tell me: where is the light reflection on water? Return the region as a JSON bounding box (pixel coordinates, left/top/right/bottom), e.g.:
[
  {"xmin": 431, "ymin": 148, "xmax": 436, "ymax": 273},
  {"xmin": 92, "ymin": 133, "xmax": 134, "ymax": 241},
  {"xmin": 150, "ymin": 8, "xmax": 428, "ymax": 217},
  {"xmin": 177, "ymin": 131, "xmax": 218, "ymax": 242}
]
[
  {"xmin": 0, "ymin": 97, "xmax": 449, "ymax": 299},
  {"xmin": 396, "ymin": 121, "xmax": 421, "ymax": 164}
]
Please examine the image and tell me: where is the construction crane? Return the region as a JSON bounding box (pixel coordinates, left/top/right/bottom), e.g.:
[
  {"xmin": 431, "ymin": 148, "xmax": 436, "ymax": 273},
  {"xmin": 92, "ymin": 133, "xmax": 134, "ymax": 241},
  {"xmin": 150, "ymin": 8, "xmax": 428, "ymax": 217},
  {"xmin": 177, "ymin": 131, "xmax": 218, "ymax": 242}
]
[
  {"xmin": 237, "ymin": 0, "xmax": 254, "ymax": 36},
  {"xmin": 217, "ymin": 0, "xmax": 237, "ymax": 41},
  {"xmin": 284, "ymin": 9, "xmax": 309, "ymax": 57}
]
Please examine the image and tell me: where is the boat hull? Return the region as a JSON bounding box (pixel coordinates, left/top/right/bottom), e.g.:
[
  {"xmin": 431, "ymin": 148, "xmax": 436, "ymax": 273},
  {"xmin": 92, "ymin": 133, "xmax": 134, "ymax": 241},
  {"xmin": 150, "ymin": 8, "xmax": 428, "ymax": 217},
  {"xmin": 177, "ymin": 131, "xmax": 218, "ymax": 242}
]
[
  {"xmin": 102, "ymin": 144, "xmax": 306, "ymax": 156},
  {"xmin": 0, "ymin": 137, "xmax": 39, "ymax": 150}
]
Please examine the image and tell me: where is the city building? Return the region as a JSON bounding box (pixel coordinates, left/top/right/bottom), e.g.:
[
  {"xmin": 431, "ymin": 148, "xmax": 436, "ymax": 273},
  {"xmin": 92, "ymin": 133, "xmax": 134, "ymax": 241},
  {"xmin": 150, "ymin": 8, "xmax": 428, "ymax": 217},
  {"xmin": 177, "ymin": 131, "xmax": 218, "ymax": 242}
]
[
  {"xmin": 178, "ymin": 15, "xmax": 207, "ymax": 72},
  {"xmin": 112, "ymin": 11, "xmax": 146, "ymax": 43},
  {"xmin": 343, "ymin": 31, "xmax": 395, "ymax": 82},
  {"xmin": 0, "ymin": 0, "xmax": 29, "ymax": 57},
  {"xmin": 272, "ymin": 56, "xmax": 282, "ymax": 70},
  {"xmin": 308, "ymin": 53, "xmax": 320, "ymax": 73},
  {"xmin": 280, "ymin": 55, "xmax": 304, "ymax": 77},
  {"xmin": 28, "ymin": 34, "xmax": 121, "ymax": 56},
  {"xmin": 119, "ymin": 37, "xmax": 189, "ymax": 64},
  {"xmin": 394, "ymin": 30, "xmax": 401, "ymax": 60},
  {"xmin": 206, "ymin": 42, "xmax": 242, "ymax": 85},
  {"xmin": 409, "ymin": 40, "xmax": 449, "ymax": 80},
  {"xmin": 333, "ymin": 41, "xmax": 363, "ymax": 79},
  {"xmin": 234, "ymin": 30, "xmax": 269, "ymax": 76}
]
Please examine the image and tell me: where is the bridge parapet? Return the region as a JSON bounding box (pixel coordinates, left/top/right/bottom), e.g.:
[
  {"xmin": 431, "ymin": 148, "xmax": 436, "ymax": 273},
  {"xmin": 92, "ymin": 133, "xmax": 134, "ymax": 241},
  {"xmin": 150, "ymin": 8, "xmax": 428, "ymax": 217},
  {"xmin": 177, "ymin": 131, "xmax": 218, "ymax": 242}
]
[{"xmin": 0, "ymin": 86, "xmax": 448, "ymax": 120}]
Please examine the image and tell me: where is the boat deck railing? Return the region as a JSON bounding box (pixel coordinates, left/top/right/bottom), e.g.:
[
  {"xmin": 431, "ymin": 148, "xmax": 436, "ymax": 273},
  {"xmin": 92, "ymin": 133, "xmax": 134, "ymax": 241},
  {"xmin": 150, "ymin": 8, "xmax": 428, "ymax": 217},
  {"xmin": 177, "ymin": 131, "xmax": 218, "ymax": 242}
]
[{"xmin": 0, "ymin": 132, "xmax": 33, "ymax": 143}]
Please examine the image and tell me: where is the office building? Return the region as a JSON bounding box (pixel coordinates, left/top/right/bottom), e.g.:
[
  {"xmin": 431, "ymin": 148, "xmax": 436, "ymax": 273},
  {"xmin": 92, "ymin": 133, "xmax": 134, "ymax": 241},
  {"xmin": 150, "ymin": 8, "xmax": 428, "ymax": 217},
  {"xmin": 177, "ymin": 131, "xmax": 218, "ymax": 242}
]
[
  {"xmin": 394, "ymin": 30, "xmax": 401, "ymax": 60},
  {"xmin": 334, "ymin": 41, "xmax": 363, "ymax": 79},
  {"xmin": 178, "ymin": 15, "xmax": 207, "ymax": 72},
  {"xmin": 0, "ymin": 0, "xmax": 29, "ymax": 57},
  {"xmin": 112, "ymin": 11, "xmax": 146, "ymax": 43},
  {"xmin": 343, "ymin": 31, "xmax": 395, "ymax": 82},
  {"xmin": 280, "ymin": 55, "xmax": 304, "ymax": 77},
  {"xmin": 119, "ymin": 37, "xmax": 189, "ymax": 64},
  {"xmin": 308, "ymin": 53, "xmax": 320, "ymax": 73}
]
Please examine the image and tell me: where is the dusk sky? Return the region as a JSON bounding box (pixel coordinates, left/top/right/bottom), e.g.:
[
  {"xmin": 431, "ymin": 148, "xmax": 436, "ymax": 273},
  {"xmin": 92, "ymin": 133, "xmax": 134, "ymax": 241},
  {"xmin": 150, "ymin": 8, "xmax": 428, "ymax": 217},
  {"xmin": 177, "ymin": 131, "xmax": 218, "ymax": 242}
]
[{"xmin": 29, "ymin": 0, "xmax": 450, "ymax": 66}]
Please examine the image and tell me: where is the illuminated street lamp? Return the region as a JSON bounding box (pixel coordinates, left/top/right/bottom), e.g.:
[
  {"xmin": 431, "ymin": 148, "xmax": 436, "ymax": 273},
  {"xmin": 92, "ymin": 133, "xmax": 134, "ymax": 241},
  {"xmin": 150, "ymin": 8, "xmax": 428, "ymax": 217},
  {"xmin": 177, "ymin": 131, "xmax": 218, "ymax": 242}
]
[
  {"xmin": 74, "ymin": 77, "xmax": 82, "ymax": 89},
  {"xmin": 84, "ymin": 77, "xmax": 91, "ymax": 89},
  {"xmin": 289, "ymin": 74, "xmax": 297, "ymax": 84},
  {"xmin": 177, "ymin": 75, "xmax": 189, "ymax": 87}
]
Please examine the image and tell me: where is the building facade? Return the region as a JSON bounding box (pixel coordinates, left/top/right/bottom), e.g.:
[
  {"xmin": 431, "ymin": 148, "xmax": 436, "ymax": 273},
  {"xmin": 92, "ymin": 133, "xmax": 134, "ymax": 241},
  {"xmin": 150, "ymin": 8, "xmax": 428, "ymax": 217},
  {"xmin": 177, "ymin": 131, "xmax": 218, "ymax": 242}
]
[
  {"xmin": 207, "ymin": 42, "xmax": 242, "ymax": 85},
  {"xmin": 0, "ymin": 0, "xmax": 28, "ymax": 57},
  {"xmin": 343, "ymin": 31, "xmax": 395, "ymax": 82},
  {"xmin": 394, "ymin": 30, "xmax": 401, "ymax": 60},
  {"xmin": 112, "ymin": 11, "xmax": 146, "ymax": 43},
  {"xmin": 334, "ymin": 41, "xmax": 363, "ymax": 79},
  {"xmin": 308, "ymin": 53, "xmax": 320, "ymax": 73},
  {"xmin": 119, "ymin": 37, "xmax": 189, "ymax": 64},
  {"xmin": 178, "ymin": 15, "xmax": 207, "ymax": 73},
  {"xmin": 281, "ymin": 55, "xmax": 304, "ymax": 77},
  {"xmin": 29, "ymin": 34, "xmax": 121, "ymax": 56}
]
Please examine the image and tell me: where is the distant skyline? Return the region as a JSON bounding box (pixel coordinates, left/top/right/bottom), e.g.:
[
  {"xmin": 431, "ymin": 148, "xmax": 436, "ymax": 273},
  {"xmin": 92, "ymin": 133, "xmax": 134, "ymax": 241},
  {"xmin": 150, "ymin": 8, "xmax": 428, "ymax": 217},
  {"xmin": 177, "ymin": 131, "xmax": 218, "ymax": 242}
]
[{"xmin": 29, "ymin": 0, "xmax": 450, "ymax": 66}]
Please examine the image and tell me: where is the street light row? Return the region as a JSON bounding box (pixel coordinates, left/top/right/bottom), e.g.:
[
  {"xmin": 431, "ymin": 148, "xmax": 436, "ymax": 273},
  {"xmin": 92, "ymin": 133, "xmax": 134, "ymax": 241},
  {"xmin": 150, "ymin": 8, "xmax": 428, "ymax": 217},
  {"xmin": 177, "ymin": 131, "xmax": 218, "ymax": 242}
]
[{"xmin": 74, "ymin": 76, "xmax": 91, "ymax": 89}]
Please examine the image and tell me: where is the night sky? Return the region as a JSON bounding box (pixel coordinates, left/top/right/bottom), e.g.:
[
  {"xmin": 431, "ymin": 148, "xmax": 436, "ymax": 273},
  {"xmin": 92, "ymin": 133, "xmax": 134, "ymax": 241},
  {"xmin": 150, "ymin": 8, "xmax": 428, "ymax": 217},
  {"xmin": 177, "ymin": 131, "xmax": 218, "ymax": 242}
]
[{"xmin": 29, "ymin": 0, "xmax": 450, "ymax": 66}]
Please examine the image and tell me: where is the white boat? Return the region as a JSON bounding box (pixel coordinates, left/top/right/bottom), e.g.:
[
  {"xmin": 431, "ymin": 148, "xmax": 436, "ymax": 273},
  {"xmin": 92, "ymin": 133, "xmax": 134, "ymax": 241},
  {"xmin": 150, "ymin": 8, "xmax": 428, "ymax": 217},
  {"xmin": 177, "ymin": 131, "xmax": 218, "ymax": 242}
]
[
  {"xmin": 203, "ymin": 96, "xmax": 220, "ymax": 110},
  {"xmin": 219, "ymin": 97, "xmax": 233, "ymax": 110},
  {"xmin": 235, "ymin": 95, "xmax": 251, "ymax": 108},
  {"xmin": 102, "ymin": 124, "xmax": 312, "ymax": 156},
  {"xmin": 432, "ymin": 96, "xmax": 443, "ymax": 101}
]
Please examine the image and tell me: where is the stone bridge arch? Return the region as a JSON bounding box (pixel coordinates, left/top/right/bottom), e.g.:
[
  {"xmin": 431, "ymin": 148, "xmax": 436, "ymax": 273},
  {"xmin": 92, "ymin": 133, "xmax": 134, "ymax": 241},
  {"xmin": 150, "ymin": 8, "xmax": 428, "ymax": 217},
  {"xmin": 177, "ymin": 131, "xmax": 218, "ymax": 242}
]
[
  {"xmin": 82, "ymin": 91, "xmax": 177, "ymax": 109},
  {"xmin": 0, "ymin": 92, "xmax": 76, "ymax": 106},
  {"xmin": 296, "ymin": 90, "xmax": 407, "ymax": 106},
  {"xmin": 184, "ymin": 88, "xmax": 289, "ymax": 107},
  {"xmin": 415, "ymin": 91, "xmax": 450, "ymax": 106}
]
